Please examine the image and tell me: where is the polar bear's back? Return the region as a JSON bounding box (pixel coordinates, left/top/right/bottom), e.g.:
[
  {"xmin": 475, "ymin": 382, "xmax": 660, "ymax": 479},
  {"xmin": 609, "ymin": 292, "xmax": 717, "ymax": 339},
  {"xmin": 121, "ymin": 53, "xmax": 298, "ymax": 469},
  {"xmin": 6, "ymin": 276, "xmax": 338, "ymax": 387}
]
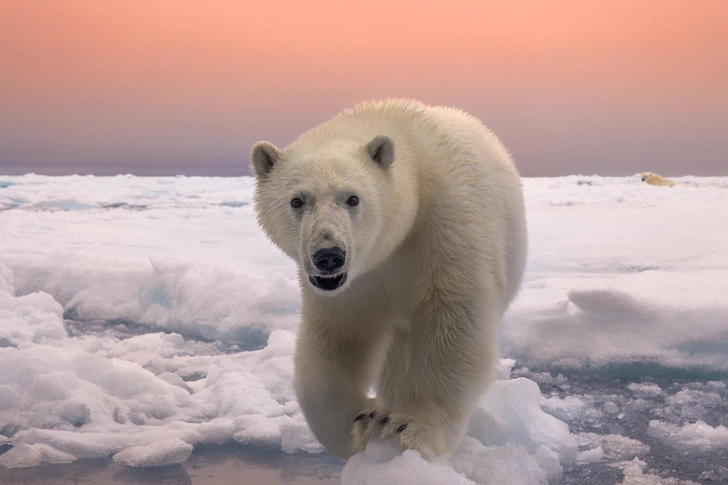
[{"xmin": 416, "ymin": 103, "xmax": 528, "ymax": 310}]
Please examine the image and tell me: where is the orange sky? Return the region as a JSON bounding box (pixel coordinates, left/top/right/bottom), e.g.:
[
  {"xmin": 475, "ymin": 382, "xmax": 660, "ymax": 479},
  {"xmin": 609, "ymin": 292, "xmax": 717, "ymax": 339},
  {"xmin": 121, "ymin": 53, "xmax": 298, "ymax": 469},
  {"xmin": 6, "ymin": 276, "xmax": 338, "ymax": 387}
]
[{"xmin": 1, "ymin": 0, "xmax": 726, "ymax": 175}]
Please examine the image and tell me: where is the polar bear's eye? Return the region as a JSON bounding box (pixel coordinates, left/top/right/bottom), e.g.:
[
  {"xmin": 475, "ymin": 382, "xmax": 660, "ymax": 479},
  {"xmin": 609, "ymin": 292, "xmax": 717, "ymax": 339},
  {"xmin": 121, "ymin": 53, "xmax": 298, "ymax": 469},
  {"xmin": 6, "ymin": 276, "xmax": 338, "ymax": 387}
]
[
  {"xmin": 290, "ymin": 198, "xmax": 304, "ymax": 209},
  {"xmin": 347, "ymin": 196, "xmax": 359, "ymax": 207}
]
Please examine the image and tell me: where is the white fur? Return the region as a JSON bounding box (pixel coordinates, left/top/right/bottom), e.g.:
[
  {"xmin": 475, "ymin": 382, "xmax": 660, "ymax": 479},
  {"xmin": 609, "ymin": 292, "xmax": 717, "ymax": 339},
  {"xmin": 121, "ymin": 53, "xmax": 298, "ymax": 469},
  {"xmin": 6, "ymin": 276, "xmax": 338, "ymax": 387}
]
[
  {"xmin": 641, "ymin": 172, "xmax": 677, "ymax": 187},
  {"xmin": 251, "ymin": 99, "xmax": 528, "ymax": 460}
]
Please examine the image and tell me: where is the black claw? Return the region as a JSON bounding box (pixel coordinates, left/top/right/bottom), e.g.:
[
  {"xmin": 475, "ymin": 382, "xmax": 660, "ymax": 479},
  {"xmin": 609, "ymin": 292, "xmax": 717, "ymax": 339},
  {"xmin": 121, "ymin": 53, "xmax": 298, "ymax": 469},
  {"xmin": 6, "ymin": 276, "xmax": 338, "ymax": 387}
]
[
  {"xmin": 397, "ymin": 424, "xmax": 407, "ymax": 433},
  {"xmin": 379, "ymin": 417, "xmax": 389, "ymax": 425},
  {"xmin": 354, "ymin": 413, "xmax": 367, "ymax": 422},
  {"xmin": 368, "ymin": 411, "xmax": 376, "ymax": 418}
]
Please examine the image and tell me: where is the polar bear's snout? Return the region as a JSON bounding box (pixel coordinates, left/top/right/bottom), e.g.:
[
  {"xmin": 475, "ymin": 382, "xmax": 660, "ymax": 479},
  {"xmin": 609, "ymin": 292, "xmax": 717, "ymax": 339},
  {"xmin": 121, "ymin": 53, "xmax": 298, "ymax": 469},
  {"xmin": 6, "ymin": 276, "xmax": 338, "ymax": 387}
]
[
  {"xmin": 313, "ymin": 247, "xmax": 346, "ymax": 274},
  {"xmin": 299, "ymin": 202, "xmax": 353, "ymax": 292},
  {"xmin": 308, "ymin": 246, "xmax": 349, "ymax": 291}
]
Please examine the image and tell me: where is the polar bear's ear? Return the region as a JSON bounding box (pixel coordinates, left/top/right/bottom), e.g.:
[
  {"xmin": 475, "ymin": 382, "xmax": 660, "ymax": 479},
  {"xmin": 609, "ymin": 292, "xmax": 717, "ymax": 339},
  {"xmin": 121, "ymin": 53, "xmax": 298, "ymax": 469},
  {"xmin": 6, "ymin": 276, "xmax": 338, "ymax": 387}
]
[
  {"xmin": 251, "ymin": 141, "xmax": 280, "ymax": 179},
  {"xmin": 366, "ymin": 136, "xmax": 395, "ymax": 169}
]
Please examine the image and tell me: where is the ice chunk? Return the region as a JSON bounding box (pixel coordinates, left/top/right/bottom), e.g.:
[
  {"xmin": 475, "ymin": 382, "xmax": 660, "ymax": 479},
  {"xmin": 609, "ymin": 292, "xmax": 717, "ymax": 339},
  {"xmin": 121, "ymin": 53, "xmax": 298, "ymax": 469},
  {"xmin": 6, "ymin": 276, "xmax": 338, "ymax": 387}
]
[
  {"xmin": 647, "ymin": 420, "xmax": 728, "ymax": 453},
  {"xmin": 575, "ymin": 433, "xmax": 649, "ymax": 460},
  {"xmin": 604, "ymin": 401, "xmax": 620, "ymax": 414},
  {"xmin": 342, "ymin": 449, "xmax": 478, "ymax": 485},
  {"xmin": 449, "ymin": 439, "xmax": 548, "ymax": 485},
  {"xmin": 628, "ymin": 383, "xmax": 662, "ymax": 396},
  {"xmin": 156, "ymin": 371, "xmax": 193, "ymax": 393},
  {"xmin": 665, "ymin": 389, "xmax": 721, "ymax": 407},
  {"xmin": 342, "ymin": 437, "xmax": 552, "ymax": 485},
  {"xmin": 663, "ymin": 388, "xmax": 724, "ymax": 421},
  {"xmin": 0, "ymin": 443, "xmax": 75, "ymax": 468},
  {"xmin": 34, "ymin": 444, "xmax": 76, "ymax": 465},
  {"xmin": 475, "ymin": 378, "xmax": 577, "ymax": 465},
  {"xmin": 361, "ymin": 438, "xmax": 402, "ymax": 464},
  {"xmin": 16, "ymin": 428, "xmax": 141, "ymax": 459},
  {"xmin": 496, "ymin": 358, "xmax": 516, "ymax": 380},
  {"xmin": 0, "ymin": 444, "xmax": 43, "ymax": 469},
  {"xmin": 253, "ymin": 329, "xmax": 297, "ymax": 402},
  {"xmin": 618, "ymin": 458, "xmax": 700, "ymax": 485},
  {"xmin": 0, "ymin": 290, "xmax": 67, "ymax": 346},
  {"xmin": 8, "ymin": 254, "xmax": 300, "ymax": 345},
  {"xmin": 280, "ymin": 419, "xmax": 324, "ymax": 454},
  {"xmin": 112, "ymin": 438, "xmax": 193, "ymax": 467},
  {"xmin": 706, "ymin": 381, "xmax": 727, "ymax": 391},
  {"xmin": 234, "ymin": 415, "xmax": 288, "ymax": 448},
  {"xmin": 512, "ymin": 367, "xmax": 567, "ymax": 386},
  {"xmin": 0, "ymin": 321, "xmax": 314, "ymax": 468},
  {"xmin": 576, "ymin": 446, "xmax": 603, "ymax": 463},
  {"xmin": 541, "ymin": 395, "xmax": 601, "ymax": 422},
  {"xmin": 534, "ymin": 445, "xmax": 562, "ymax": 483}
]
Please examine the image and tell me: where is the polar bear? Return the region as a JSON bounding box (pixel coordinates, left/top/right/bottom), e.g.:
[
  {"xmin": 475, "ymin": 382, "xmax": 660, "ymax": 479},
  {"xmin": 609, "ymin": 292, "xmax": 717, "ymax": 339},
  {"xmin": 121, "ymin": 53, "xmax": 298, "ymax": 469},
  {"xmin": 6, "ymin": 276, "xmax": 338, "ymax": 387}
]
[
  {"xmin": 641, "ymin": 172, "xmax": 677, "ymax": 187},
  {"xmin": 250, "ymin": 99, "xmax": 527, "ymax": 460}
]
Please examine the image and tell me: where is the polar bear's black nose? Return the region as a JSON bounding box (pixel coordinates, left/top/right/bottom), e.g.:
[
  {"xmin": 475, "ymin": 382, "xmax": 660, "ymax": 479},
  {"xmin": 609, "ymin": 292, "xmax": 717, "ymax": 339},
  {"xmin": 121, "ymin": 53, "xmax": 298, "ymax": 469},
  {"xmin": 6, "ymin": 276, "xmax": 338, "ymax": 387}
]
[{"xmin": 313, "ymin": 247, "xmax": 346, "ymax": 273}]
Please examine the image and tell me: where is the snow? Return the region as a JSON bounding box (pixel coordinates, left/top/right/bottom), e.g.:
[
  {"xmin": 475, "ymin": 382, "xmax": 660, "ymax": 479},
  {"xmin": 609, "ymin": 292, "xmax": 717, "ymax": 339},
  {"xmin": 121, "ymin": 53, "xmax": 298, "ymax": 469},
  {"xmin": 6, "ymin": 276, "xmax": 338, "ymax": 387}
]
[
  {"xmin": 502, "ymin": 176, "xmax": 728, "ymax": 371},
  {"xmin": 0, "ymin": 174, "xmax": 726, "ymax": 483}
]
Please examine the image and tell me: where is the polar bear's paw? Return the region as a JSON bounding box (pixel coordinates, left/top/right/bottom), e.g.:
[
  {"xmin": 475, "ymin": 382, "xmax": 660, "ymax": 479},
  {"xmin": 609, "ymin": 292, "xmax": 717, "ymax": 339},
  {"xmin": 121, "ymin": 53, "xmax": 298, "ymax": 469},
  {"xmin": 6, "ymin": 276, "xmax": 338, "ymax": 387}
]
[{"xmin": 351, "ymin": 408, "xmax": 433, "ymax": 458}]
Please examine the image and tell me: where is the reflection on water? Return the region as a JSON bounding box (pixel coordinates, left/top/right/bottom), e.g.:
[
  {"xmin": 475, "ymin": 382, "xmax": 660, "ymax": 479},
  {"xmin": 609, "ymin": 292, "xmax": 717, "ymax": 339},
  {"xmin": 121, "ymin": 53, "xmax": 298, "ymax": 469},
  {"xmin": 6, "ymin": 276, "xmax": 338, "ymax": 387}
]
[{"xmin": 0, "ymin": 444, "xmax": 342, "ymax": 485}]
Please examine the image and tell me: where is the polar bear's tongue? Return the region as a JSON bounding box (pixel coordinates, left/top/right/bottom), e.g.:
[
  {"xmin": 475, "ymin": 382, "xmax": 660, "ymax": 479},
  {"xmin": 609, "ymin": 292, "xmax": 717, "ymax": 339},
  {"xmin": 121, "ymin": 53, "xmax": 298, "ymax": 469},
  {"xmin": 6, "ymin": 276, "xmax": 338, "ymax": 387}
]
[{"xmin": 309, "ymin": 273, "xmax": 347, "ymax": 291}]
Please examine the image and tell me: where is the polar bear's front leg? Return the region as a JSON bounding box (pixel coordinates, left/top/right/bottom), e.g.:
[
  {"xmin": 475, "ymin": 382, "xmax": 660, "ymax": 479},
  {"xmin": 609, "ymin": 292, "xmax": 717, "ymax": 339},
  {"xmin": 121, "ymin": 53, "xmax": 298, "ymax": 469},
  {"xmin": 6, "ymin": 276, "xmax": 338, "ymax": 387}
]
[
  {"xmin": 353, "ymin": 298, "xmax": 499, "ymax": 459},
  {"xmin": 294, "ymin": 322, "xmax": 385, "ymax": 460}
]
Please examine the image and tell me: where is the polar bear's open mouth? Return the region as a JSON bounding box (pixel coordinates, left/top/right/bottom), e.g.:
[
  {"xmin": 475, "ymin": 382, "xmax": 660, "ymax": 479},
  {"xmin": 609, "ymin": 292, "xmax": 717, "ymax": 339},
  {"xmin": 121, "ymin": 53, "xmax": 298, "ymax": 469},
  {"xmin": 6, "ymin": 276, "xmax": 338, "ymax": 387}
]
[{"xmin": 309, "ymin": 273, "xmax": 347, "ymax": 291}]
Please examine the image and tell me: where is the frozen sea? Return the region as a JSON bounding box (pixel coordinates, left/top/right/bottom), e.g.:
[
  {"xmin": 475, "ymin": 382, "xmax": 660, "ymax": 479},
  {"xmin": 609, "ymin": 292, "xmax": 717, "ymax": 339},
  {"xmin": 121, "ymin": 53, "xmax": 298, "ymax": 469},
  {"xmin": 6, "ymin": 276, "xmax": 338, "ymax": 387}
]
[{"xmin": 0, "ymin": 174, "xmax": 727, "ymax": 484}]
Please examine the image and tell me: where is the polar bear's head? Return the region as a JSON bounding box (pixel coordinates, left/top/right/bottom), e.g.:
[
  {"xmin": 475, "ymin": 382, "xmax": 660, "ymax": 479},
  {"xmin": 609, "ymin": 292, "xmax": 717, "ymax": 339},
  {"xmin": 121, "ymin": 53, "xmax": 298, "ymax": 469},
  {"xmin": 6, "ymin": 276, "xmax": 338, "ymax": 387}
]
[
  {"xmin": 641, "ymin": 172, "xmax": 657, "ymax": 182},
  {"xmin": 251, "ymin": 135, "xmax": 396, "ymax": 294}
]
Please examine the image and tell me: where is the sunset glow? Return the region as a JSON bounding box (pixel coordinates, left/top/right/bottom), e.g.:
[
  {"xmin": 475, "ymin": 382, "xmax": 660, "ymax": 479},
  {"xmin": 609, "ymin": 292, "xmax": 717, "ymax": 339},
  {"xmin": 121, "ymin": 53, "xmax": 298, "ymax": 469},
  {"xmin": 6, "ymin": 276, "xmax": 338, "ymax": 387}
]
[{"xmin": 1, "ymin": 1, "xmax": 726, "ymax": 175}]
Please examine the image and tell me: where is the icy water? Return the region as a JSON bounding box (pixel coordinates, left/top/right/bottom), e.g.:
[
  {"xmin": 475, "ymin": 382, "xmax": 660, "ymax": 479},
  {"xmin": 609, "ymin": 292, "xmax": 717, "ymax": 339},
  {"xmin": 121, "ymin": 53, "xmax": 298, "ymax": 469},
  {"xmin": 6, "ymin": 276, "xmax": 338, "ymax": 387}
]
[
  {"xmin": 523, "ymin": 368, "xmax": 728, "ymax": 484},
  {"xmin": 3, "ymin": 314, "xmax": 726, "ymax": 484},
  {"xmin": 2, "ymin": 313, "xmax": 727, "ymax": 484},
  {"xmin": 1, "ymin": 364, "xmax": 725, "ymax": 484}
]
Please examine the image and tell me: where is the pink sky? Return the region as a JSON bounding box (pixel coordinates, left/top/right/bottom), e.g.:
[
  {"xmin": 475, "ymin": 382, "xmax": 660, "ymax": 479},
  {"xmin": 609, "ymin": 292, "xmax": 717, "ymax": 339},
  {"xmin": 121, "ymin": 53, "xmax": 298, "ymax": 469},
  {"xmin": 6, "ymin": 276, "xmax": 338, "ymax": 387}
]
[{"xmin": 1, "ymin": 1, "xmax": 726, "ymax": 176}]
